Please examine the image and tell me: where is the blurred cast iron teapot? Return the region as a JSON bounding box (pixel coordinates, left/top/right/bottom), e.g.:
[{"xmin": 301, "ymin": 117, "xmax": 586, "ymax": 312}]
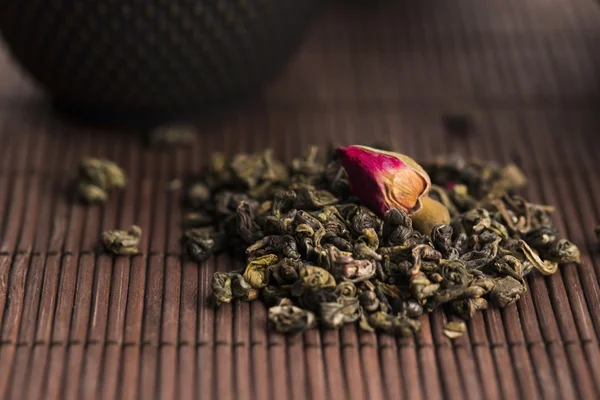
[{"xmin": 0, "ymin": 0, "xmax": 320, "ymax": 117}]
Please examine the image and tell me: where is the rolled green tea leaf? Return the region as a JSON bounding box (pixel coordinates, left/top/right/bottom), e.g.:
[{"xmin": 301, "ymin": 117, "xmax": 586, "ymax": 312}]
[
  {"xmin": 102, "ymin": 225, "xmax": 142, "ymax": 255},
  {"xmin": 181, "ymin": 146, "xmax": 579, "ymax": 338},
  {"xmin": 76, "ymin": 157, "xmax": 126, "ymax": 204},
  {"xmin": 444, "ymin": 320, "xmax": 467, "ymax": 339},
  {"xmin": 148, "ymin": 124, "xmax": 197, "ymax": 148},
  {"xmin": 268, "ymin": 299, "xmax": 316, "ymax": 335}
]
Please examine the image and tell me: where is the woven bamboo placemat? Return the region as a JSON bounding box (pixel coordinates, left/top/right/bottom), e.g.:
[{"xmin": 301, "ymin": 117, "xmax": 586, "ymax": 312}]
[{"xmin": 1, "ymin": 0, "xmax": 600, "ymax": 399}]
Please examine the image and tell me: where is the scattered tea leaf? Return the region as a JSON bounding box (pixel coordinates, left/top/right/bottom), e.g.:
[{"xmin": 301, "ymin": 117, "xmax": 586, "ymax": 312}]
[
  {"xmin": 148, "ymin": 124, "xmax": 197, "ymax": 148},
  {"xmin": 167, "ymin": 179, "xmax": 183, "ymax": 191},
  {"xmin": 101, "ymin": 225, "xmax": 142, "ymax": 255},
  {"xmin": 173, "ymin": 146, "xmax": 578, "ymax": 338},
  {"xmin": 444, "ymin": 320, "xmax": 467, "ymax": 339},
  {"xmin": 75, "ymin": 158, "xmax": 126, "ymax": 204}
]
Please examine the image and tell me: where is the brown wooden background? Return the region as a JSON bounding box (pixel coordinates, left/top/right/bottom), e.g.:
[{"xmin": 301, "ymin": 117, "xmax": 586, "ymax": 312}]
[{"xmin": 1, "ymin": 0, "xmax": 600, "ymax": 399}]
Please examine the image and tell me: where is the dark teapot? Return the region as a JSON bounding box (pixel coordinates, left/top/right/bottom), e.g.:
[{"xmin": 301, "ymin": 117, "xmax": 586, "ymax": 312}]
[{"xmin": 0, "ymin": 0, "xmax": 320, "ymax": 117}]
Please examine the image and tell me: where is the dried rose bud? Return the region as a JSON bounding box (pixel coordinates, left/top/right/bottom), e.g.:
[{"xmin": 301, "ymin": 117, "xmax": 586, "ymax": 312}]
[
  {"xmin": 337, "ymin": 145, "xmax": 430, "ymax": 216},
  {"xmin": 336, "ymin": 145, "xmax": 449, "ymax": 235}
]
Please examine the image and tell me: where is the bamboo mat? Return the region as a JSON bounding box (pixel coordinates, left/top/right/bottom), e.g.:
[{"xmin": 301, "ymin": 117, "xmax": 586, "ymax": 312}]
[{"xmin": 1, "ymin": 0, "xmax": 600, "ymax": 399}]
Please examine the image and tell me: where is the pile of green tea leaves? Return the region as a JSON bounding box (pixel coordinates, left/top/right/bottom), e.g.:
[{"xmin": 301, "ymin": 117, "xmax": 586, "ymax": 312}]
[{"xmin": 181, "ymin": 148, "xmax": 580, "ymax": 336}]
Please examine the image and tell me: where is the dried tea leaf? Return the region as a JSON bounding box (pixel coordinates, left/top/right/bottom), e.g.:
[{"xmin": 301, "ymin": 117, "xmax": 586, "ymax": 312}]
[
  {"xmin": 78, "ymin": 157, "xmax": 126, "ymax": 189},
  {"xmin": 230, "ymin": 273, "xmax": 259, "ymax": 302},
  {"xmin": 431, "ymin": 224, "xmax": 455, "ymax": 258},
  {"xmin": 187, "ymin": 183, "xmax": 211, "ymax": 208},
  {"xmin": 383, "ymin": 208, "xmax": 413, "ymax": 246},
  {"xmin": 491, "ymin": 255, "xmax": 525, "ymax": 283},
  {"xmin": 271, "ymin": 258, "xmax": 301, "ymax": 285},
  {"xmin": 444, "ymin": 320, "xmax": 467, "ymax": 339},
  {"xmin": 148, "ymin": 124, "xmax": 197, "ymax": 147},
  {"xmin": 358, "ymin": 290, "xmax": 380, "ymax": 313},
  {"xmin": 329, "ymin": 247, "xmax": 376, "ymax": 283},
  {"xmin": 367, "ymin": 312, "xmax": 422, "ymax": 337},
  {"xmin": 183, "ymin": 211, "xmax": 213, "ymax": 228},
  {"xmin": 353, "ymin": 242, "xmax": 382, "ymax": 261},
  {"xmin": 101, "ymin": 162, "xmax": 126, "ymax": 188},
  {"xmin": 210, "ymin": 272, "xmax": 233, "ymax": 306},
  {"xmin": 451, "ymin": 298, "xmax": 488, "ymax": 320},
  {"xmin": 319, "ymin": 296, "xmax": 361, "ymax": 329},
  {"xmin": 293, "ymin": 184, "xmax": 339, "ymax": 209},
  {"xmin": 268, "ymin": 299, "xmax": 316, "ymax": 335},
  {"xmin": 262, "ymin": 286, "xmax": 291, "ymax": 308},
  {"xmin": 166, "ymin": 179, "xmax": 183, "ymax": 191},
  {"xmin": 76, "ymin": 158, "xmax": 126, "ymax": 203},
  {"xmin": 77, "ymin": 182, "xmax": 107, "ymax": 204},
  {"xmin": 243, "ymin": 254, "xmax": 279, "ymax": 289},
  {"xmin": 292, "ymin": 146, "xmax": 325, "ymax": 176},
  {"xmin": 336, "ymin": 282, "xmax": 357, "ymax": 297},
  {"xmin": 184, "ymin": 228, "xmax": 216, "ymax": 263},
  {"xmin": 262, "ymin": 149, "xmax": 289, "ymax": 183},
  {"xmin": 101, "ymin": 225, "xmax": 142, "ymax": 255},
  {"xmin": 545, "ymin": 239, "xmax": 580, "ymax": 264},
  {"xmin": 490, "ymin": 163, "xmax": 527, "ymax": 196},
  {"xmin": 78, "ymin": 158, "xmax": 110, "ymax": 189},
  {"xmin": 359, "ymin": 313, "xmax": 376, "ymax": 332},
  {"xmin": 297, "ymin": 288, "xmax": 337, "ymax": 312},
  {"xmin": 236, "ymin": 201, "xmax": 263, "ymax": 243},
  {"xmin": 517, "ymin": 240, "xmax": 558, "ymax": 275},
  {"xmin": 410, "ymin": 272, "xmax": 439, "ymax": 302},
  {"xmin": 293, "ymin": 265, "xmax": 336, "ymax": 295},
  {"xmin": 490, "ymin": 276, "xmax": 526, "ymax": 308},
  {"xmin": 522, "ymin": 226, "xmax": 558, "ymax": 249}
]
